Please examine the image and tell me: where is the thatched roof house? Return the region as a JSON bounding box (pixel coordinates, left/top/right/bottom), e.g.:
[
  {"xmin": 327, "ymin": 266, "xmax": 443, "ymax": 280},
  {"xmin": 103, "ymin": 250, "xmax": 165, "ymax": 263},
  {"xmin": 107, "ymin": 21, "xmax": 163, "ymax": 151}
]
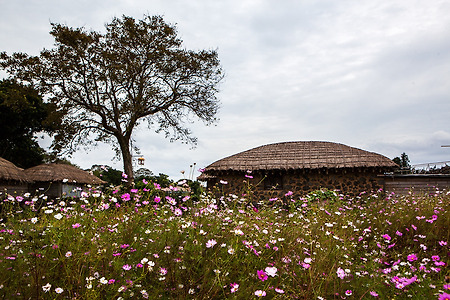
[
  {"xmin": 24, "ymin": 163, "xmax": 105, "ymax": 198},
  {"xmin": 0, "ymin": 157, "xmax": 29, "ymax": 194},
  {"xmin": 199, "ymin": 141, "xmax": 397, "ymax": 199}
]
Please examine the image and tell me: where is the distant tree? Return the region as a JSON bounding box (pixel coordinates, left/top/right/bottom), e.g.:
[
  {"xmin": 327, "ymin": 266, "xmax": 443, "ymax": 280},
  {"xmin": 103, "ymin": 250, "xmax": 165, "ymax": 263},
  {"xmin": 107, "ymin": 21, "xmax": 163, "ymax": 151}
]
[
  {"xmin": 134, "ymin": 168, "xmax": 154, "ymax": 179},
  {"xmin": 90, "ymin": 165, "xmax": 123, "ymax": 186},
  {"xmin": 0, "ymin": 15, "xmax": 223, "ymax": 184},
  {"xmin": 0, "ymin": 79, "xmax": 60, "ymax": 168},
  {"xmin": 393, "ymin": 152, "xmax": 411, "ymax": 169}
]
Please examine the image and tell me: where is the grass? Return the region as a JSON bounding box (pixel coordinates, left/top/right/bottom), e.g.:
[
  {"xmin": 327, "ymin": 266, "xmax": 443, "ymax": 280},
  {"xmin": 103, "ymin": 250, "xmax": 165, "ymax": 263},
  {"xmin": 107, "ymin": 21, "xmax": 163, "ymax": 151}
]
[{"xmin": 0, "ymin": 181, "xmax": 449, "ymax": 299}]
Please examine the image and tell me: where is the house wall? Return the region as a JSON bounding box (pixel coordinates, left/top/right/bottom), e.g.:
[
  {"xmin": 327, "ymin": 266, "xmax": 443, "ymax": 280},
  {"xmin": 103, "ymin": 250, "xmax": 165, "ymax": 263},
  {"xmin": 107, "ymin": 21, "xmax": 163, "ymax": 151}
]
[
  {"xmin": 383, "ymin": 174, "xmax": 450, "ymax": 195},
  {"xmin": 0, "ymin": 181, "xmax": 28, "ymax": 195},
  {"xmin": 205, "ymin": 168, "xmax": 388, "ymax": 201}
]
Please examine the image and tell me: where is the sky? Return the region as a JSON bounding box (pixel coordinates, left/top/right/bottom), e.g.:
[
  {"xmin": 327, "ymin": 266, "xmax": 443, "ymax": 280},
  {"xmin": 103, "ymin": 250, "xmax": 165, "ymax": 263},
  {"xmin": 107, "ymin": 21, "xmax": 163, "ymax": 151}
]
[{"xmin": 1, "ymin": 0, "xmax": 450, "ymax": 180}]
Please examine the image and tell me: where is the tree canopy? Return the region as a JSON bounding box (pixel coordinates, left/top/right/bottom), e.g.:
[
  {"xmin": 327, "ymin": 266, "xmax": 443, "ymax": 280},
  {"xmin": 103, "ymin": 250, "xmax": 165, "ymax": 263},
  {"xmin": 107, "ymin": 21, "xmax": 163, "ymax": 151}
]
[
  {"xmin": 1, "ymin": 15, "xmax": 223, "ymax": 181},
  {"xmin": 0, "ymin": 79, "xmax": 60, "ymax": 168}
]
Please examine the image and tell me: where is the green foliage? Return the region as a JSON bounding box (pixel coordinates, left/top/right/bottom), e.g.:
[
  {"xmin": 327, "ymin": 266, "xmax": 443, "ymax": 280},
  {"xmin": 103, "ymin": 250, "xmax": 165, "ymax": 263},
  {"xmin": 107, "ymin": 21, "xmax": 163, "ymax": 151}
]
[
  {"xmin": 90, "ymin": 165, "xmax": 123, "ymax": 186},
  {"xmin": 0, "ymin": 186, "xmax": 448, "ymax": 299},
  {"xmin": 0, "ymin": 79, "xmax": 60, "ymax": 168}
]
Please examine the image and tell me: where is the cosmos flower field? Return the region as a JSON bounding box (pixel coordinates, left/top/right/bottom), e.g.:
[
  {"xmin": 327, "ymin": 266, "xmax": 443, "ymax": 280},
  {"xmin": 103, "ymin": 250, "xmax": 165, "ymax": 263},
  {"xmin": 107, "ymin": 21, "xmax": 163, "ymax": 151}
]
[{"xmin": 0, "ymin": 181, "xmax": 449, "ymax": 299}]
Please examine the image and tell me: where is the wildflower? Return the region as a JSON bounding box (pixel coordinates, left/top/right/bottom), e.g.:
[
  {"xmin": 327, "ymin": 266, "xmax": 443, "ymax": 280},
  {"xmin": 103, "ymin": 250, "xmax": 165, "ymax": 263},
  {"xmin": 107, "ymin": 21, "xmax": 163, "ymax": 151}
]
[
  {"xmin": 160, "ymin": 267, "xmax": 167, "ymax": 275},
  {"xmin": 228, "ymin": 247, "xmax": 235, "ymax": 255},
  {"xmin": 407, "ymin": 253, "xmax": 418, "ymax": 262},
  {"xmin": 121, "ymin": 193, "xmax": 131, "ymax": 201},
  {"xmin": 72, "ymin": 223, "xmax": 81, "ymax": 228},
  {"xmin": 122, "ymin": 264, "xmax": 132, "ymax": 271},
  {"xmin": 382, "ymin": 234, "xmax": 391, "ymax": 241},
  {"xmin": 219, "ymin": 180, "xmax": 228, "ymax": 184},
  {"xmin": 254, "ymin": 290, "xmax": 266, "ymax": 297},
  {"xmin": 154, "ymin": 196, "xmax": 161, "ymax": 203},
  {"xmin": 55, "ymin": 287, "xmax": 63, "ymax": 294},
  {"xmin": 345, "ymin": 290, "xmax": 353, "ymax": 296},
  {"xmin": 257, "ymin": 270, "xmax": 268, "ymax": 281},
  {"xmin": 336, "ymin": 267, "xmax": 346, "ymax": 279},
  {"xmin": 42, "ymin": 283, "xmax": 51, "ymax": 292},
  {"xmin": 206, "ymin": 239, "xmax": 217, "ymax": 248},
  {"xmin": 108, "ymin": 279, "xmax": 115, "ymax": 284},
  {"xmin": 439, "ymin": 241, "xmax": 447, "ymax": 246},
  {"xmin": 265, "ymin": 266, "xmax": 277, "ymax": 277},
  {"xmin": 65, "ymin": 251, "xmax": 72, "ymax": 258},
  {"xmin": 275, "ymin": 288, "xmax": 285, "ymax": 293},
  {"xmin": 370, "ymin": 291, "xmax": 379, "ymax": 297},
  {"xmin": 230, "ymin": 282, "xmax": 239, "ymax": 293},
  {"xmin": 234, "ymin": 229, "xmax": 244, "ymax": 235},
  {"xmin": 432, "ymin": 255, "xmax": 440, "ymax": 261},
  {"xmin": 396, "ymin": 230, "xmax": 403, "ymax": 236},
  {"xmin": 99, "ymin": 277, "xmax": 108, "ymax": 284},
  {"xmin": 439, "ymin": 293, "xmax": 450, "ymax": 300},
  {"xmin": 54, "ymin": 213, "xmax": 63, "ymax": 220},
  {"xmin": 174, "ymin": 208, "xmax": 182, "ymax": 216},
  {"xmin": 31, "ymin": 217, "xmax": 38, "ymax": 224}
]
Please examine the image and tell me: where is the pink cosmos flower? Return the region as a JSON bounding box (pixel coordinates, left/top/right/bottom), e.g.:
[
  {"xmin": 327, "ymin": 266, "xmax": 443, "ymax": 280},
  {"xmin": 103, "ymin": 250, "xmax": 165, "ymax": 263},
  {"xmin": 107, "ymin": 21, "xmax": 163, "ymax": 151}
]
[
  {"xmin": 432, "ymin": 255, "xmax": 440, "ymax": 261},
  {"xmin": 257, "ymin": 270, "xmax": 268, "ymax": 281},
  {"xmin": 407, "ymin": 253, "xmax": 418, "ymax": 262},
  {"xmin": 336, "ymin": 267, "xmax": 346, "ymax": 279},
  {"xmin": 345, "ymin": 290, "xmax": 353, "ymax": 296},
  {"xmin": 439, "ymin": 293, "xmax": 450, "ymax": 300},
  {"xmin": 382, "ymin": 234, "xmax": 391, "ymax": 241},
  {"xmin": 230, "ymin": 283, "xmax": 239, "ymax": 293},
  {"xmin": 370, "ymin": 291, "xmax": 379, "ymax": 297},
  {"xmin": 206, "ymin": 239, "xmax": 217, "ymax": 248},
  {"xmin": 122, "ymin": 264, "xmax": 132, "ymax": 271},
  {"xmin": 72, "ymin": 223, "xmax": 81, "ymax": 228},
  {"xmin": 121, "ymin": 193, "xmax": 131, "ymax": 201},
  {"xmin": 254, "ymin": 290, "xmax": 266, "ymax": 297},
  {"xmin": 439, "ymin": 241, "xmax": 447, "ymax": 246},
  {"xmin": 154, "ymin": 196, "xmax": 161, "ymax": 203}
]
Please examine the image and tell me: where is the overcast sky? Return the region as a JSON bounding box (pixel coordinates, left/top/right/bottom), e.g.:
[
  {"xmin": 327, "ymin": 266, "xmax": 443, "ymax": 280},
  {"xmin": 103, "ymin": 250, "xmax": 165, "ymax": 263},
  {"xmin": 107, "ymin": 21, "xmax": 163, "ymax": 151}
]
[{"xmin": 1, "ymin": 0, "xmax": 450, "ymax": 180}]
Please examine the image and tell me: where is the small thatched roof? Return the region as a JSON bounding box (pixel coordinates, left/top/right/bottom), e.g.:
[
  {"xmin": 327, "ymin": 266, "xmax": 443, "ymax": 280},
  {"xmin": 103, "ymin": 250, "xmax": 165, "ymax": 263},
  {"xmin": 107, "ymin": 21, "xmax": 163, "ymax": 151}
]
[
  {"xmin": 201, "ymin": 141, "xmax": 398, "ymax": 174},
  {"xmin": 24, "ymin": 163, "xmax": 105, "ymax": 185},
  {"xmin": 0, "ymin": 157, "xmax": 29, "ymax": 182}
]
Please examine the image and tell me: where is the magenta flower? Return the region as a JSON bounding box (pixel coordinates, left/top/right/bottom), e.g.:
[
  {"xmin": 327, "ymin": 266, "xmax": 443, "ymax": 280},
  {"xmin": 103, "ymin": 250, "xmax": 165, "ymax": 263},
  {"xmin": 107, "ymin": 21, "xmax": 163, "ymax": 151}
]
[
  {"xmin": 122, "ymin": 264, "xmax": 132, "ymax": 271},
  {"xmin": 154, "ymin": 196, "xmax": 161, "ymax": 203},
  {"xmin": 439, "ymin": 293, "xmax": 450, "ymax": 300},
  {"xmin": 382, "ymin": 234, "xmax": 391, "ymax": 241},
  {"xmin": 72, "ymin": 223, "xmax": 81, "ymax": 228},
  {"xmin": 257, "ymin": 270, "xmax": 268, "ymax": 281},
  {"xmin": 345, "ymin": 290, "xmax": 353, "ymax": 296},
  {"xmin": 370, "ymin": 291, "xmax": 379, "ymax": 297},
  {"xmin": 432, "ymin": 255, "xmax": 440, "ymax": 261},
  {"xmin": 407, "ymin": 253, "xmax": 418, "ymax": 262},
  {"xmin": 121, "ymin": 193, "xmax": 131, "ymax": 201}
]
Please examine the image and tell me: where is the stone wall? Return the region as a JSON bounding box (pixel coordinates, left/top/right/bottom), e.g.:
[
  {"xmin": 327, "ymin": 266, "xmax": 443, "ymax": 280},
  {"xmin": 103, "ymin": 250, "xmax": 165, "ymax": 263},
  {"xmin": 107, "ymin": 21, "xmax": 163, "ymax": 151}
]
[{"xmin": 204, "ymin": 168, "xmax": 388, "ymax": 201}]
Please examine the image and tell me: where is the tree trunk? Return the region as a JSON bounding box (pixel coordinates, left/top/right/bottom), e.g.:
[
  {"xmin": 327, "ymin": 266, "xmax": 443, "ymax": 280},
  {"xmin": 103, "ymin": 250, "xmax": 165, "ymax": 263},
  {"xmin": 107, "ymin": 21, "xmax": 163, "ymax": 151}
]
[{"xmin": 117, "ymin": 135, "xmax": 134, "ymax": 186}]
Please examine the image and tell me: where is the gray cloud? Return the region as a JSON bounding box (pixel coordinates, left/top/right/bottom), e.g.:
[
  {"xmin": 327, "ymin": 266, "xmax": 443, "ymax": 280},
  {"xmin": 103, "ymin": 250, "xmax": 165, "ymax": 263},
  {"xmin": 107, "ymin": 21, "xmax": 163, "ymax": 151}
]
[{"xmin": 2, "ymin": 0, "xmax": 450, "ymax": 179}]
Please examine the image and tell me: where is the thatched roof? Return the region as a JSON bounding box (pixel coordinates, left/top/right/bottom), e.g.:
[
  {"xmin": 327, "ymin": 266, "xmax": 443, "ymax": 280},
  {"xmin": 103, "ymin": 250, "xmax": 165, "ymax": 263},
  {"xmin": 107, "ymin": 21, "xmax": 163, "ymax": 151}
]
[
  {"xmin": 201, "ymin": 141, "xmax": 398, "ymax": 174},
  {"xmin": 0, "ymin": 157, "xmax": 29, "ymax": 182},
  {"xmin": 24, "ymin": 163, "xmax": 105, "ymax": 185}
]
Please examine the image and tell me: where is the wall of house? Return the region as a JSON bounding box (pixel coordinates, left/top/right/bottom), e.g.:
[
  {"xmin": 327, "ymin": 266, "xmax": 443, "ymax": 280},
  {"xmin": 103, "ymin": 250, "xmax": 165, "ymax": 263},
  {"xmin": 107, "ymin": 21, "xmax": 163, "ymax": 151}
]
[
  {"xmin": 205, "ymin": 168, "xmax": 388, "ymax": 201},
  {"xmin": 383, "ymin": 174, "xmax": 450, "ymax": 195},
  {"xmin": 0, "ymin": 181, "xmax": 28, "ymax": 195}
]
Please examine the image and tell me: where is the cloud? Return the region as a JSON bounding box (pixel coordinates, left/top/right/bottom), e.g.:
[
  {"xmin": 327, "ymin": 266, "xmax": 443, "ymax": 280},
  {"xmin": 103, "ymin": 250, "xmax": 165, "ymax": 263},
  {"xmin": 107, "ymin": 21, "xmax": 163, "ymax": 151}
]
[{"xmin": 2, "ymin": 0, "xmax": 450, "ymax": 180}]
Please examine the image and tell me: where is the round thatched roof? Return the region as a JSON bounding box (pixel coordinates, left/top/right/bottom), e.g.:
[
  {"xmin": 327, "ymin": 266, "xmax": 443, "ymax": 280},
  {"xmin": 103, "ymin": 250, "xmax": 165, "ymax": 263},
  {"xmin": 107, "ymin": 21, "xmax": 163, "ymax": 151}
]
[
  {"xmin": 202, "ymin": 141, "xmax": 398, "ymax": 173},
  {"xmin": 0, "ymin": 157, "xmax": 29, "ymax": 182},
  {"xmin": 24, "ymin": 163, "xmax": 105, "ymax": 185}
]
